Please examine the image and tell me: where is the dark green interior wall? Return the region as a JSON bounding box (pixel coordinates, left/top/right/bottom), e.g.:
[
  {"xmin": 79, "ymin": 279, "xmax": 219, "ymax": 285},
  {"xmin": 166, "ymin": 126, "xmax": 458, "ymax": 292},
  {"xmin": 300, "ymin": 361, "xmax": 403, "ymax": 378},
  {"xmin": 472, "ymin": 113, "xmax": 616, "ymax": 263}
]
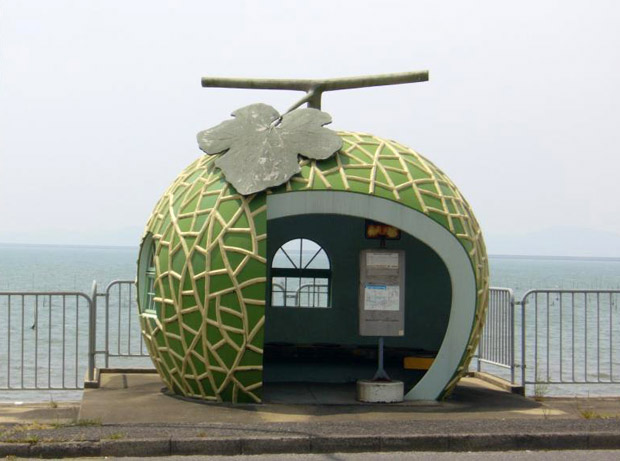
[{"xmin": 265, "ymin": 214, "xmax": 452, "ymax": 352}]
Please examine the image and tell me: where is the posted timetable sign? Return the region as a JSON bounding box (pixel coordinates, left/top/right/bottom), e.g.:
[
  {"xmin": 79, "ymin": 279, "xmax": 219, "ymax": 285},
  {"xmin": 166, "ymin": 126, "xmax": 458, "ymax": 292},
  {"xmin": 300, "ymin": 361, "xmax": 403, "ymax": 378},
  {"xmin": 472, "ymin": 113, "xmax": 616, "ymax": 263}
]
[{"xmin": 359, "ymin": 249, "xmax": 405, "ymax": 336}]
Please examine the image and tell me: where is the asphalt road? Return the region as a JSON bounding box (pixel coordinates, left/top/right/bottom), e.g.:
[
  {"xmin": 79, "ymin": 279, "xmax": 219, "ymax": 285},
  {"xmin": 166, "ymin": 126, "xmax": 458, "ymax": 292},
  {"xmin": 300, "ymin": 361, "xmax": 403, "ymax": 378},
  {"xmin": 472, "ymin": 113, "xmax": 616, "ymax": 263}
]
[{"xmin": 38, "ymin": 451, "xmax": 620, "ymax": 461}]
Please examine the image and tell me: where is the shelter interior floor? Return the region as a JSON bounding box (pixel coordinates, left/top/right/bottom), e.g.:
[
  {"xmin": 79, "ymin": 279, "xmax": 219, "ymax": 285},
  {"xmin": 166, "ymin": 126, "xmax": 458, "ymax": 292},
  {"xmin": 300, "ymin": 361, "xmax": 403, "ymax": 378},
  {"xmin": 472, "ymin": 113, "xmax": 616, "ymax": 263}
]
[{"xmin": 262, "ymin": 382, "xmax": 360, "ymax": 405}]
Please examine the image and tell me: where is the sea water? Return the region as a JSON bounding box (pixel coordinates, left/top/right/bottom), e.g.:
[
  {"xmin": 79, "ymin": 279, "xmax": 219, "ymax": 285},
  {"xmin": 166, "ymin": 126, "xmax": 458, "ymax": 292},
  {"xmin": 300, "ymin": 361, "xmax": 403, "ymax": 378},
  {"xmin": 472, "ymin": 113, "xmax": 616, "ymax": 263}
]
[
  {"xmin": 484, "ymin": 256, "xmax": 620, "ymax": 397},
  {"xmin": 0, "ymin": 244, "xmax": 619, "ymax": 402},
  {"xmin": 0, "ymin": 244, "xmax": 137, "ymax": 293},
  {"xmin": 491, "ymin": 255, "xmax": 620, "ymax": 299}
]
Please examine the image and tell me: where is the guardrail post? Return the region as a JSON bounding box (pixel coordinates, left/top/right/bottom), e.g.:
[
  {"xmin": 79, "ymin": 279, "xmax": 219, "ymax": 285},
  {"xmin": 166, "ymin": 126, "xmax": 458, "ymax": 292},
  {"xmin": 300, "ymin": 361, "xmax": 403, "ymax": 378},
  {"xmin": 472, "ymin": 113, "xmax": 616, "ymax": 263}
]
[
  {"xmin": 104, "ymin": 282, "xmax": 110, "ymax": 368},
  {"xmin": 88, "ymin": 280, "xmax": 97, "ymax": 382},
  {"xmin": 520, "ymin": 296, "xmax": 526, "ymax": 387},
  {"xmin": 509, "ymin": 290, "xmax": 515, "ymax": 384}
]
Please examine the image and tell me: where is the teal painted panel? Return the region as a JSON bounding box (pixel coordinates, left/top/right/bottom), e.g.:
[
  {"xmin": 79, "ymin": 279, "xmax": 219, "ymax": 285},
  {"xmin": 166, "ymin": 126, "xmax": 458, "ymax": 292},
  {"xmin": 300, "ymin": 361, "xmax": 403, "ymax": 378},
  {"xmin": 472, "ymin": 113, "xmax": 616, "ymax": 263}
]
[{"xmin": 264, "ymin": 214, "xmax": 451, "ymax": 351}]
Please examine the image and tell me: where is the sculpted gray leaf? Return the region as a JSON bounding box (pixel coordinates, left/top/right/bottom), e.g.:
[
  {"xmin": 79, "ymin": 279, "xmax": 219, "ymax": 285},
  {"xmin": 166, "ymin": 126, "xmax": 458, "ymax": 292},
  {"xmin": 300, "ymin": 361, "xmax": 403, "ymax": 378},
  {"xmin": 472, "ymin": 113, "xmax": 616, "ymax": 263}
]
[{"xmin": 197, "ymin": 103, "xmax": 342, "ymax": 195}]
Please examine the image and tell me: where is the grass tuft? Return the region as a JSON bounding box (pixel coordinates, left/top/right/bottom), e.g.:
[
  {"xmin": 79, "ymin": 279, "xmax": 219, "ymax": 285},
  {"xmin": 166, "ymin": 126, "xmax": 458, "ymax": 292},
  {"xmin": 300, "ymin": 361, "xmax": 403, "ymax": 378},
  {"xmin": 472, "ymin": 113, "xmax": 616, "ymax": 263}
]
[
  {"xmin": 75, "ymin": 418, "xmax": 102, "ymax": 427},
  {"xmin": 533, "ymin": 382, "xmax": 548, "ymax": 402}
]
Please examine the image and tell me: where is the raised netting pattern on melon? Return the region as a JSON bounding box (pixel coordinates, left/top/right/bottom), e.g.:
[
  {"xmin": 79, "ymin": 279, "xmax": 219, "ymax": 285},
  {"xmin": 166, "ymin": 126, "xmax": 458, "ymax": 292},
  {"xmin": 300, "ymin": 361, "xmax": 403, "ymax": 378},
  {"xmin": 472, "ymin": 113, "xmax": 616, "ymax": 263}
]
[{"xmin": 139, "ymin": 156, "xmax": 267, "ymax": 403}]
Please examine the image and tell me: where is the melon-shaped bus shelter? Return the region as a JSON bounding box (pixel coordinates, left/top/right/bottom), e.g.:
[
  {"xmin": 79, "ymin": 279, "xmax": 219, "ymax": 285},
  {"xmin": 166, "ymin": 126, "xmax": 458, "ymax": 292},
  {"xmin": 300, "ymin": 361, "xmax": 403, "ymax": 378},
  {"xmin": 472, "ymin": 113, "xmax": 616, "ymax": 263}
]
[{"xmin": 137, "ymin": 131, "xmax": 489, "ymax": 403}]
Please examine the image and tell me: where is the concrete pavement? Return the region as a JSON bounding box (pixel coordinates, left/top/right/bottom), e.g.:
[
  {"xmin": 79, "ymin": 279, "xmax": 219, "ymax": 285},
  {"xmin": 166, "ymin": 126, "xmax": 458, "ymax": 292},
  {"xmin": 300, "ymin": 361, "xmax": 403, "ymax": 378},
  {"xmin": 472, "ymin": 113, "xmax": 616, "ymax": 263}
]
[{"xmin": 1, "ymin": 371, "xmax": 620, "ymax": 458}]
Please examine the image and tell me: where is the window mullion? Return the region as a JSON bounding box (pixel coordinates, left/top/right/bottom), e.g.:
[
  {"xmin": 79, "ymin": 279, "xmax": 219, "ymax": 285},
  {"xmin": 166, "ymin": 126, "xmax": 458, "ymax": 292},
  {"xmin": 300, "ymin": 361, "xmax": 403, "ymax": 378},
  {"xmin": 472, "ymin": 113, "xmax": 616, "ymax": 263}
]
[
  {"xmin": 281, "ymin": 248, "xmax": 298, "ymax": 269},
  {"xmin": 303, "ymin": 248, "xmax": 322, "ymax": 269}
]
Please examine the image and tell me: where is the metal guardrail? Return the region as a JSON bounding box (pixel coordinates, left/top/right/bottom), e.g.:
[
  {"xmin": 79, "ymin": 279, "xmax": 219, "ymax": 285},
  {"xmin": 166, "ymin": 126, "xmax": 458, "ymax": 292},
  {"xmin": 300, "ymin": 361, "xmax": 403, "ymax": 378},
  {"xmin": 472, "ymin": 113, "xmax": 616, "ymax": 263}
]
[
  {"xmin": 477, "ymin": 287, "xmax": 516, "ymax": 382},
  {"xmin": 477, "ymin": 288, "xmax": 620, "ymax": 393},
  {"xmin": 520, "ymin": 289, "xmax": 620, "ymax": 387},
  {"xmin": 101, "ymin": 280, "xmax": 149, "ymax": 368},
  {"xmin": 2, "ymin": 281, "xmax": 620, "ymax": 395},
  {"xmin": 0, "ymin": 280, "xmax": 149, "ymax": 392},
  {"xmin": 0, "ymin": 286, "xmax": 95, "ymax": 390},
  {"xmin": 271, "ymin": 282, "xmax": 329, "ymax": 308},
  {"xmin": 295, "ymin": 283, "xmax": 329, "ymax": 308}
]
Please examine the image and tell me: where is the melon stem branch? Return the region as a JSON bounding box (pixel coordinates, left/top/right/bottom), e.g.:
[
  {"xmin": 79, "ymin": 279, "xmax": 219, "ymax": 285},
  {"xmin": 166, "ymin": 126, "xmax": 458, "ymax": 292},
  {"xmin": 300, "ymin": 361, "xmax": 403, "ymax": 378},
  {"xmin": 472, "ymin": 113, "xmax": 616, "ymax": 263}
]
[{"xmin": 201, "ymin": 71, "xmax": 429, "ymax": 110}]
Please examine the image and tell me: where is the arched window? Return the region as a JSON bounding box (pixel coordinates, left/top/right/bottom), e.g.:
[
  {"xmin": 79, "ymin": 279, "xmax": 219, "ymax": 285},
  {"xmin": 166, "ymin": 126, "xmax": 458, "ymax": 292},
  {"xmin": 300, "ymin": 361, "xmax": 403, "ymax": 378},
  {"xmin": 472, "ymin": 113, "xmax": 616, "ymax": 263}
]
[
  {"xmin": 144, "ymin": 251, "xmax": 157, "ymax": 313},
  {"xmin": 137, "ymin": 234, "xmax": 158, "ymax": 314},
  {"xmin": 270, "ymin": 238, "xmax": 331, "ymax": 308}
]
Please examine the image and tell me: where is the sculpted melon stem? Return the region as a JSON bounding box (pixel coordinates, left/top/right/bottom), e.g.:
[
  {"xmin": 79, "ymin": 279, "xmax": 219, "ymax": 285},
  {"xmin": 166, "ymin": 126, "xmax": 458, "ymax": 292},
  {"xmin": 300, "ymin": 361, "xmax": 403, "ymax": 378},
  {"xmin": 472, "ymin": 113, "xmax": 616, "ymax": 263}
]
[{"xmin": 200, "ymin": 70, "xmax": 429, "ymax": 112}]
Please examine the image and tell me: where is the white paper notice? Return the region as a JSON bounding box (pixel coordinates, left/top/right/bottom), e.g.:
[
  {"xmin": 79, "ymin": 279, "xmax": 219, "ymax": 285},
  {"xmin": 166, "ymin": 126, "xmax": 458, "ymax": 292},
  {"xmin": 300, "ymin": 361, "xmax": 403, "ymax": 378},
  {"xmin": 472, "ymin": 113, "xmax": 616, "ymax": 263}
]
[
  {"xmin": 364, "ymin": 284, "xmax": 400, "ymax": 311},
  {"xmin": 366, "ymin": 252, "xmax": 399, "ymax": 269}
]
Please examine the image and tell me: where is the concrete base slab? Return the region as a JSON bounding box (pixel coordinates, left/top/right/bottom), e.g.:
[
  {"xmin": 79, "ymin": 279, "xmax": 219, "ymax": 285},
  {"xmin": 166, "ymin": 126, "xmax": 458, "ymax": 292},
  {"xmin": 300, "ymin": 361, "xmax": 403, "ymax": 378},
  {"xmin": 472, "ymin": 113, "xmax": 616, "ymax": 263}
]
[
  {"xmin": 78, "ymin": 371, "xmax": 557, "ymax": 425},
  {"xmin": 357, "ymin": 380, "xmax": 404, "ymax": 403}
]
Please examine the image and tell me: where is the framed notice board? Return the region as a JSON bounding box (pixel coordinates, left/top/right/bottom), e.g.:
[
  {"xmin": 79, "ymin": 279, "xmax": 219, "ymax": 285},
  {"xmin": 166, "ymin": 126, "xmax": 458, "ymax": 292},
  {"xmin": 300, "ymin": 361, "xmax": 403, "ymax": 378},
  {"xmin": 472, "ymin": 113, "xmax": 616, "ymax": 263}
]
[{"xmin": 359, "ymin": 249, "xmax": 405, "ymax": 336}]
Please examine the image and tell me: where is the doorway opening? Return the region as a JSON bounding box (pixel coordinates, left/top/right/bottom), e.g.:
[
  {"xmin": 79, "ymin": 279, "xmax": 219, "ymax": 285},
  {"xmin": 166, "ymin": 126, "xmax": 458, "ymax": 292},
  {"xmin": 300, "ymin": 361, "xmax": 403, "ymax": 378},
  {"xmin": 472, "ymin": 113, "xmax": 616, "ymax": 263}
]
[{"xmin": 262, "ymin": 214, "xmax": 452, "ymax": 401}]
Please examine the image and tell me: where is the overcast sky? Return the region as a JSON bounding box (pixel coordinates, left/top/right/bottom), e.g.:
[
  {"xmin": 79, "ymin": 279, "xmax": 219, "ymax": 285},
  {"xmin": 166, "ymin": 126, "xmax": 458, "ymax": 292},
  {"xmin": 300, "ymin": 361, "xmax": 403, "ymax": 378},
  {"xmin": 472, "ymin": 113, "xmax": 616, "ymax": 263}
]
[{"xmin": 1, "ymin": 0, "xmax": 619, "ymax": 256}]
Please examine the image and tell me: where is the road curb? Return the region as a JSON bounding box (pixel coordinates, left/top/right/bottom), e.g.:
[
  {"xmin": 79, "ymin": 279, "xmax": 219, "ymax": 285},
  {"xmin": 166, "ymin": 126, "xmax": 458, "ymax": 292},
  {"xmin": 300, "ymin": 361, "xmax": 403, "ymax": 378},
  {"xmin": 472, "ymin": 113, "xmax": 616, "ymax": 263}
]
[
  {"xmin": 1, "ymin": 432, "xmax": 620, "ymax": 458},
  {"xmin": 30, "ymin": 441, "xmax": 100, "ymax": 458},
  {"xmin": 100, "ymin": 438, "xmax": 170, "ymax": 457}
]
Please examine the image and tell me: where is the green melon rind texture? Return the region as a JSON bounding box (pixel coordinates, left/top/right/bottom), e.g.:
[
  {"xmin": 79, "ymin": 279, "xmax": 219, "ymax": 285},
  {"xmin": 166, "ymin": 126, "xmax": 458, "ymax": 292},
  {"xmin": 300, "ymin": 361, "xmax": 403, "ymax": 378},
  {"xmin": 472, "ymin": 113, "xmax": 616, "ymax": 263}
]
[
  {"xmin": 138, "ymin": 131, "xmax": 488, "ymax": 402},
  {"xmin": 139, "ymin": 160, "xmax": 267, "ymax": 403}
]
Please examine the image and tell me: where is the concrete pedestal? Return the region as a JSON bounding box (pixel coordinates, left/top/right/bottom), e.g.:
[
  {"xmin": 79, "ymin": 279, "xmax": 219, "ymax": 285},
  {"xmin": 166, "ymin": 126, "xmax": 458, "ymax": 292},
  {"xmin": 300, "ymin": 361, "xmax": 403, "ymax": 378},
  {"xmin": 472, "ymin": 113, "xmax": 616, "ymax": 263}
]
[{"xmin": 356, "ymin": 380, "xmax": 404, "ymax": 403}]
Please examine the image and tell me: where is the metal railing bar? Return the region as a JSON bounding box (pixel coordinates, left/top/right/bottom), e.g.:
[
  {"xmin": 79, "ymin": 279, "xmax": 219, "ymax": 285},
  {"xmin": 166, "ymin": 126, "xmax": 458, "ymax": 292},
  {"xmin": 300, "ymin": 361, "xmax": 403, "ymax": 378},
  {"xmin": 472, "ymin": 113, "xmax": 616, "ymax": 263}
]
[
  {"xmin": 546, "ymin": 293, "xmax": 551, "ymax": 380},
  {"xmin": 487, "ymin": 292, "xmax": 497, "ymax": 361},
  {"xmin": 611, "ymin": 292, "xmax": 614, "ymax": 382},
  {"xmin": 7, "ymin": 296, "xmax": 11, "ymax": 387},
  {"xmin": 477, "ymin": 358, "xmax": 512, "ymax": 369},
  {"xmin": 21, "ymin": 295, "xmax": 24, "ymax": 389},
  {"xmin": 521, "ymin": 289, "xmax": 620, "ymax": 295},
  {"xmin": 105, "ymin": 287, "xmax": 110, "ymax": 368},
  {"xmin": 48, "ymin": 294, "xmax": 52, "ymax": 387},
  {"xmin": 534, "ymin": 293, "xmax": 538, "ymax": 381},
  {"xmin": 117, "ymin": 284, "xmax": 121, "ymax": 355},
  {"xmin": 34, "ymin": 295, "xmax": 39, "ymax": 388},
  {"xmin": 597, "ymin": 292, "xmax": 601, "ymax": 383},
  {"xmin": 525, "ymin": 379, "xmax": 620, "ymax": 385},
  {"xmin": 503, "ymin": 292, "xmax": 507, "ymax": 367},
  {"xmin": 75, "ymin": 294, "xmax": 79, "ymax": 389},
  {"xmin": 0, "ymin": 291, "xmax": 90, "ymax": 296},
  {"xmin": 521, "ymin": 293, "xmax": 526, "ymax": 386},
  {"xmin": 572, "ymin": 291, "xmax": 575, "ymax": 382},
  {"xmin": 62, "ymin": 295, "xmax": 66, "ymax": 389},
  {"xmin": 128, "ymin": 283, "xmax": 132, "ymax": 354},
  {"xmin": 560, "ymin": 293, "xmax": 563, "ymax": 382},
  {"xmin": 585, "ymin": 292, "xmax": 589, "ymax": 382},
  {"xmin": 510, "ymin": 289, "xmax": 515, "ymax": 384},
  {"xmin": 88, "ymin": 282, "xmax": 97, "ymax": 383},
  {"xmin": 490, "ymin": 290, "xmax": 494, "ymax": 362},
  {"xmin": 492, "ymin": 293, "xmax": 497, "ymax": 362}
]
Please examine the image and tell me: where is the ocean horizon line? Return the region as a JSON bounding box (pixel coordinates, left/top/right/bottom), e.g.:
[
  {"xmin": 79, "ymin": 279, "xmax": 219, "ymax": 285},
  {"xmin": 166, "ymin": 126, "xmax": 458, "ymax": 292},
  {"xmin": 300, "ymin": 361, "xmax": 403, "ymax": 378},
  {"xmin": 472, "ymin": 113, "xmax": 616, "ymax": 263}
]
[
  {"xmin": 489, "ymin": 254, "xmax": 620, "ymax": 262},
  {"xmin": 1, "ymin": 241, "xmax": 620, "ymax": 262},
  {"xmin": 0, "ymin": 241, "xmax": 137, "ymax": 250}
]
